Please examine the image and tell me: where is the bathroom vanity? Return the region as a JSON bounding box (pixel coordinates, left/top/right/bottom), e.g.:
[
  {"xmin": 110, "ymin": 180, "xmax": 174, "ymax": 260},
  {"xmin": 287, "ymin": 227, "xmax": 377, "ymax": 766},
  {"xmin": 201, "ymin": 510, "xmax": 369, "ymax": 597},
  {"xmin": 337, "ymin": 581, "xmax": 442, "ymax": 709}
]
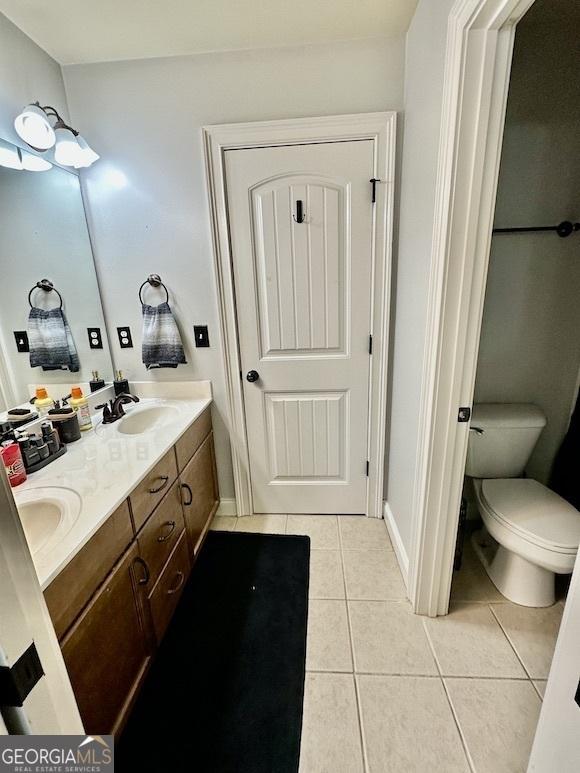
[{"xmin": 13, "ymin": 385, "xmax": 218, "ymax": 735}]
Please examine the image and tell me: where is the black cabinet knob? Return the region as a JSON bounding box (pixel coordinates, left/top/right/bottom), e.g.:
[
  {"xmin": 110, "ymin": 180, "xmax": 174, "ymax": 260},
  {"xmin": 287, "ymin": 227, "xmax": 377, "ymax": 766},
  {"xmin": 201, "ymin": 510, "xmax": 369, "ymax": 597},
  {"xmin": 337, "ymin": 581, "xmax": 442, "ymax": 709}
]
[{"xmin": 246, "ymin": 370, "xmax": 260, "ymax": 383}]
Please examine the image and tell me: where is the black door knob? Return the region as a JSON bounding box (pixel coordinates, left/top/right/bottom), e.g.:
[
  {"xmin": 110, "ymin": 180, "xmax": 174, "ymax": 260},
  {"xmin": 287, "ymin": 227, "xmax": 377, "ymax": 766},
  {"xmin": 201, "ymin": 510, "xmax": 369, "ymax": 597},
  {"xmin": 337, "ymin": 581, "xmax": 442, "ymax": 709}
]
[{"xmin": 246, "ymin": 370, "xmax": 260, "ymax": 383}]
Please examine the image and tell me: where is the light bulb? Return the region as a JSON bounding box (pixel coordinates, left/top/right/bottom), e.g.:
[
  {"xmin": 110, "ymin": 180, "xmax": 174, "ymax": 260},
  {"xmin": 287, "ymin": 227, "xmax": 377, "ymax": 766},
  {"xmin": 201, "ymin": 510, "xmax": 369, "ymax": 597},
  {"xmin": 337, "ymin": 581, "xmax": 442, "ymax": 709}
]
[
  {"xmin": 74, "ymin": 135, "xmax": 100, "ymax": 168},
  {"xmin": 14, "ymin": 104, "xmax": 56, "ymax": 151},
  {"xmin": 21, "ymin": 150, "xmax": 52, "ymax": 172},
  {"xmin": 54, "ymin": 127, "xmax": 83, "ymax": 167},
  {"xmin": 0, "ymin": 139, "xmax": 23, "ymax": 170}
]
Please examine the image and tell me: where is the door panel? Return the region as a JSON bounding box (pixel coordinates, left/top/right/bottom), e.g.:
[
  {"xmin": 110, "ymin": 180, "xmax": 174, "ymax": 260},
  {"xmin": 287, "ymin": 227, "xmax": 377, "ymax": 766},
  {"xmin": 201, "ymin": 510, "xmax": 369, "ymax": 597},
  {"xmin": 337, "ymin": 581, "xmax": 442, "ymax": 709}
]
[{"xmin": 226, "ymin": 140, "xmax": 374, "ymax": 514}]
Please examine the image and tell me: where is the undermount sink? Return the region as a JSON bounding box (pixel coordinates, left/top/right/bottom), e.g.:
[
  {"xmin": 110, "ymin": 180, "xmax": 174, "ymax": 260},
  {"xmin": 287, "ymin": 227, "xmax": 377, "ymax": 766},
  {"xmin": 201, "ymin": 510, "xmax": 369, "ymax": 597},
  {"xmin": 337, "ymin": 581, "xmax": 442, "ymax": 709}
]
[
  {"xmin": 116, "ymin": 404, "xmax": 181, "ymax": 435},
  {"xmin": 13, "ymin": 487, "xmax": 81, "ymax": 560}
]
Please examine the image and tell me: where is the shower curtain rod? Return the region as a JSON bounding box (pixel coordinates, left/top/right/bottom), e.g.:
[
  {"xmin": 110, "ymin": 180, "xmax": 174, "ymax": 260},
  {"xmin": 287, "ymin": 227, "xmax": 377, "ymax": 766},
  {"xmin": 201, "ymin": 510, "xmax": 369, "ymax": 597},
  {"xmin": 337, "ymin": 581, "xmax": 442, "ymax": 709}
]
[{"xmin": 493, "ymin": 220, "xmax": 580, "ymax": 238}]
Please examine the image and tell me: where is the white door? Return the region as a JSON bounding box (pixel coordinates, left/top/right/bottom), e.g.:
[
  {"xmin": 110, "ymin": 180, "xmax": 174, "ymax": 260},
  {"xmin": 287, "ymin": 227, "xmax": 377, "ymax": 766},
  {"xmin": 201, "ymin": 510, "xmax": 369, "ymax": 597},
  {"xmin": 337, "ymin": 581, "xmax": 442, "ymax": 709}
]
[
  {"xmin": 0, "ymin": 472, "xmax": 82, "ymax": 733},
  {"xmin": 225, "ymin": 140, "xmax": 374, "ymax": 514}
]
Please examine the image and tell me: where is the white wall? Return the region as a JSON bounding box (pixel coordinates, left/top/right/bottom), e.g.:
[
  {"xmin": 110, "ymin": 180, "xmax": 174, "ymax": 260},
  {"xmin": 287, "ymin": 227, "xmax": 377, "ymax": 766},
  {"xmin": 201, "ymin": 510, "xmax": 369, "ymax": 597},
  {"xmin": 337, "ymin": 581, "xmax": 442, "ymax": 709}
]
[
  {"xmin": 0, "ymin": 13, "xmax": 69, "ymax": 145},
  {"xmin": 384, "ymin": 0, "xmax": 455, "ymax": 555},
  {"xmin": 474, "ymin": 11, "xmax": 580, "ymax": 485},
  {"xmin": 63, "ymin": 37, "xmax": 405, "ymax": 499}
]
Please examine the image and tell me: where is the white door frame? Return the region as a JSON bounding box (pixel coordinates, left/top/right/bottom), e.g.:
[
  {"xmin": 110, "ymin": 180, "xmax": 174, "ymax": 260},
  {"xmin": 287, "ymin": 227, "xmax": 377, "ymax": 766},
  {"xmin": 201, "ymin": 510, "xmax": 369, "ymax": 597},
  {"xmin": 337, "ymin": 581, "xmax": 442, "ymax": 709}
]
[
  {"xmin": 409, "ymin": 0, "xmax": 535, "ymax": 615},
  {"xmin": 203, "ymin": 112, "xmax": 396, "ymax": 517}
]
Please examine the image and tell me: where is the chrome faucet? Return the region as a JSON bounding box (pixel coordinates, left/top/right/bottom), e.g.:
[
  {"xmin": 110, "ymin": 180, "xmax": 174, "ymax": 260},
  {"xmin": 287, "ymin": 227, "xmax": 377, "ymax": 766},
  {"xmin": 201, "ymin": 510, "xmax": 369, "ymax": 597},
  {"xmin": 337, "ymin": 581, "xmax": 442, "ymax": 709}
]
[{"xmin": 96, "ymin": 393, "xmax": 140, "ymax": 424}]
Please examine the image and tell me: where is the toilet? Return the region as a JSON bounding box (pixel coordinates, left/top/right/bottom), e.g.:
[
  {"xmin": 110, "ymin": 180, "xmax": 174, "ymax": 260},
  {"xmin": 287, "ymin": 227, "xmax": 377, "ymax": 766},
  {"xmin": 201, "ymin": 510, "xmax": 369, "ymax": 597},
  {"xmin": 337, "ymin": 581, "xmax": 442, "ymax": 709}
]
[{"xmin": 466, "ymin": 403, "xmax": 580, "ymax": 607}]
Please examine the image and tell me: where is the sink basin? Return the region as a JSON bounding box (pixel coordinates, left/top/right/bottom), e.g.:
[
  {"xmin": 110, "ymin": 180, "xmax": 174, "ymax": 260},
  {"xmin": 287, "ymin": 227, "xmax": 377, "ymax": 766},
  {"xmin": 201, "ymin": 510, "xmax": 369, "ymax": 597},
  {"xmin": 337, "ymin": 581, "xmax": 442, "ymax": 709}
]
[
  {"xmin": 14, "ymin": 487, "xmax": 81, "ymax": 559},
  {"xmin": 116, "ymin": 404, "xmax": 180, "ymax": 435}
]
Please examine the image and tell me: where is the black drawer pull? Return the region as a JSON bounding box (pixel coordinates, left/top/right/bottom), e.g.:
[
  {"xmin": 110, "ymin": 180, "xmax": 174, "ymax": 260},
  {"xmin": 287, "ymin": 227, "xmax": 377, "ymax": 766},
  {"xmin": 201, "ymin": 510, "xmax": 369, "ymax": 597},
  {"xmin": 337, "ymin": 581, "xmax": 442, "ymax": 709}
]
[
  {"xmin": 148, "ymin": 475, "xmax": 169, "ymax": 494},
  {"xmin": 157, "ymin": 520, "xmax": 176, "ymax": 543},
  {"xmin": 167, "ymin": 571, "xmax": 185, "ymax": 595},
  {"xmin": 133, "ymin": 556, "xmax": 150, "ymax": 585},
  {"xmin": 181, "ymin": 483, "xmax": 193, "ymax": 506}
]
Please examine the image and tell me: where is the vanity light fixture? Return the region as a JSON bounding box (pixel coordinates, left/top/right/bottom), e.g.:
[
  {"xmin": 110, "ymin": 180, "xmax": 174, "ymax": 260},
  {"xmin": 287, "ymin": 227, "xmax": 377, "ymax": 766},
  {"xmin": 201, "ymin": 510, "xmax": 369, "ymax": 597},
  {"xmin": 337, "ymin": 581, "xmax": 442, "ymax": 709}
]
[
  {"xmin": 0, "ymin": 139, "xmax": 52, "ymax": 172},
  {"xmin": 14, "ymin": 102, "xmax": 99, "ymax": 168}
]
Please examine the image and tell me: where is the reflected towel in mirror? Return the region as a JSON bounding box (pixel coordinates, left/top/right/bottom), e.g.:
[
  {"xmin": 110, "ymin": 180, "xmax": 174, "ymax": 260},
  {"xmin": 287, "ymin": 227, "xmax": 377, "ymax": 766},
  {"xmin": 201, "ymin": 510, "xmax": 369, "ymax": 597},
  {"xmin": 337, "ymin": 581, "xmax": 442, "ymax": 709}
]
[{"xmin": 28, "ymin": 307, "xmax": 80, "ymax": 372}]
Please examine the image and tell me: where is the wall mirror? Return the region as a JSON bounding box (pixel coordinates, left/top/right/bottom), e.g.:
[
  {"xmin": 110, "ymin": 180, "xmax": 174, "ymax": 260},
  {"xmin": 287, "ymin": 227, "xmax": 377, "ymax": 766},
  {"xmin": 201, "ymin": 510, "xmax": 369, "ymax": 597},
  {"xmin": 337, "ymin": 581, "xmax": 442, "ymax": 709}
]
[{"xmin": 0, "ymin": 137, "xmax": 113, "ymax": 423}]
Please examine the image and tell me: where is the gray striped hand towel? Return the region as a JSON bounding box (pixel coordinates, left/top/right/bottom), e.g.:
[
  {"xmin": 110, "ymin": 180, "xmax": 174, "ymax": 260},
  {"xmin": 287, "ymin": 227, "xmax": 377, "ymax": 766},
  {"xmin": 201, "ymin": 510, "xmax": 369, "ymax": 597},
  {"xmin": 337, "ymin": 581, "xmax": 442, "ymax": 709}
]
[
  {"xmin": 28, "ymin": 307, "xmax": 80, "ymax": 372},
  {"xmin": 142, "ymin": 302, "xmax": 187, "ymax": 369}
]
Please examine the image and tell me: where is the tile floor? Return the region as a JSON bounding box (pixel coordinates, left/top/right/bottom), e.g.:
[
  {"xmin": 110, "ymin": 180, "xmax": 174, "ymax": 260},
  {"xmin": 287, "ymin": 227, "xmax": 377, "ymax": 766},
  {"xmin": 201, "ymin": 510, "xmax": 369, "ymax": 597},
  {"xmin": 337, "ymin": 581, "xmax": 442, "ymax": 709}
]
[{"xmin": 210, "ymin": 514, "xmax": 564, "ymax": 772}]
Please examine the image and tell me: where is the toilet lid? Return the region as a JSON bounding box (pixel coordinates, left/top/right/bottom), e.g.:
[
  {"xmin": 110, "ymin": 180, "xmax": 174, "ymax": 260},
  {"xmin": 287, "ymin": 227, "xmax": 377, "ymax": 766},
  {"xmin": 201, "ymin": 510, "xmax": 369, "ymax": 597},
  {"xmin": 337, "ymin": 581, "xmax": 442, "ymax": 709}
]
[{"xmin": 481, "ymin": 478, "xmax": 580, "ymax": 551}]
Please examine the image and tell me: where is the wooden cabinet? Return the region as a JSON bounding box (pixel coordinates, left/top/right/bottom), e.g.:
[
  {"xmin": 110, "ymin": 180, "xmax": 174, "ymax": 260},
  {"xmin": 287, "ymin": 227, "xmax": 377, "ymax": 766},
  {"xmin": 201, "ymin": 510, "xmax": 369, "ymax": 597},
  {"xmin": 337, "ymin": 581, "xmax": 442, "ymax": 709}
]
[
  {"xmin": 45, "ymin": 406, "xmax": 218, "ymax": 735},
  {"xmin": 137, "ymin": 479, "xmax": 185, "ymax": 585},
  {"xmin": 45, "ymin": 500, "xmax": 133, "ymax": 640},
  {"xmin": 180, "ymin": 432, "xmax": 219, "ymax": 554},
  {"xmin": 130, "ymin": 448, "xmax": 178, "ymax": 532},
  {"xmin": 148, "ymin": 531, "xmax": 191, "ymax": 643},
  {"xmin": 61, "ymin": 544, "xmax": 151, "ymax": 735}
]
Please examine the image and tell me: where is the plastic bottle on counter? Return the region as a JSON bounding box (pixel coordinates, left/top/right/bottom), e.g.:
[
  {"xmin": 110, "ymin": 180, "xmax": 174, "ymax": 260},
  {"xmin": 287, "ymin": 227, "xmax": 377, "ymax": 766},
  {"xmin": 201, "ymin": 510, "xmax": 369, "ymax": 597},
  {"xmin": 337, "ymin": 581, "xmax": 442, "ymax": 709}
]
[
  {"xmin": 70, "ymin": 386, "xmax": 93, "ymax": 431},
  {"xmin": 1, "ymin": 440, "xmax": 27, "ymax": 487},
  {"xmin": 34, "ymin": 387, "xmax": 55, "ymax": 417}
]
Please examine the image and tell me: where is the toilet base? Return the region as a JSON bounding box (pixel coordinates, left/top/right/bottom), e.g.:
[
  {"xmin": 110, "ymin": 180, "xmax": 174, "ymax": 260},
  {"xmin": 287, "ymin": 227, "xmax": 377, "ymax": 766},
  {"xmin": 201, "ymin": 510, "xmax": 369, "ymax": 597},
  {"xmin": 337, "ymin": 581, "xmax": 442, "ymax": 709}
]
[{"xmin": 472, "ymin": 529, "xmax": 556, "ymax": 607}]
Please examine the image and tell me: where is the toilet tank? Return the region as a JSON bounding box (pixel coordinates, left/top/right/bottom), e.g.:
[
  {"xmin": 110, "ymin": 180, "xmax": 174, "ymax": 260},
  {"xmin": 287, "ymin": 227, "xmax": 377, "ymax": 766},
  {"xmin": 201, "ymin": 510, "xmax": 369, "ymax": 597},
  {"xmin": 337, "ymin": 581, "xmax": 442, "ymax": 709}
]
[{"xmin": 465, "ymin": 403, "xmax": 546, "ymax": 479}]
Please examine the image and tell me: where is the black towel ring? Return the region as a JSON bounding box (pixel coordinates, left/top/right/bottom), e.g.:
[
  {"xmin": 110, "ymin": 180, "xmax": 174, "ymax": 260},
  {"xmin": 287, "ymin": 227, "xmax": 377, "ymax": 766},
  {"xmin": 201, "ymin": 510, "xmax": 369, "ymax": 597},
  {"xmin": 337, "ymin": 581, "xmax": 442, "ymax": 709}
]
[
  {"xmin": 28, "ymin": 279, "xmax": 63, "ymax": 309},
  {"xmin": 139, "ymin": 273, "xmax": 169, "ymax": 305}
]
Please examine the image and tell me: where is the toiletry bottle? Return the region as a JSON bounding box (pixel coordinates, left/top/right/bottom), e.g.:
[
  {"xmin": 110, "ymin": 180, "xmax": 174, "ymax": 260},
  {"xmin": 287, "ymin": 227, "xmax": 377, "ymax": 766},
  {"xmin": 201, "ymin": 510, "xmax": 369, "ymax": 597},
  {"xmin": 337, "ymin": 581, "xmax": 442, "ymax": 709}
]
[
  {"xmin": 114, "ymin": 370, "xmax": 130, "ymax": 396},
  {"xmin": 1, "ymin": 440, "xmax": 27, "ymax": 487},
  {"xmin": 89, "ymin": 370, "xmax": 106, "ymax": 393},
  {"xmin": 70, "ymin": 386, "xmax": 93, "ymax": 431},
  {"xmin": 34, "ymin": 387, "xmax": 55, "ymax": 417}
]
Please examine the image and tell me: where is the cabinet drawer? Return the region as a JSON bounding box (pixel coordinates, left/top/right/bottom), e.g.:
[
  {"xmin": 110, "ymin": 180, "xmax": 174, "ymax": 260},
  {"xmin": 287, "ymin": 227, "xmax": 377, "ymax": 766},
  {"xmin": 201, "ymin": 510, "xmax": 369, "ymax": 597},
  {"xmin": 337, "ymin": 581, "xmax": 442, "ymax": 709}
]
[
  {"xmin": 137, "ymin": 479, "xmax": 185, "ymax": 586},
  {"xmin": 45, "ymin": 500, "xmax": 133, "ymax": 640},
  {"xmin": 175, "ymin": 405, "xmax": 212, "ymax": 472},
  {"xmin": 130, "ymin": 448, "xmax": 178, "ymax": 532},
  {"xmin": 148, "ymin": 531, "xmax": 191, "ymax": 644}
]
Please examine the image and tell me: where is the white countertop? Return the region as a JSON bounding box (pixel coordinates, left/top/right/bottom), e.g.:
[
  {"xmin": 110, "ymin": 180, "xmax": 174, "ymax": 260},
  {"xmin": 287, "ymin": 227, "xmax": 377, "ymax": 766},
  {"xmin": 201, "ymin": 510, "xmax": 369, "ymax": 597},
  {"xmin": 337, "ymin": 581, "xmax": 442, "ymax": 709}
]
[{"xmin": 13, "ymin": 381, "xmax": 212, "ymax": 590}]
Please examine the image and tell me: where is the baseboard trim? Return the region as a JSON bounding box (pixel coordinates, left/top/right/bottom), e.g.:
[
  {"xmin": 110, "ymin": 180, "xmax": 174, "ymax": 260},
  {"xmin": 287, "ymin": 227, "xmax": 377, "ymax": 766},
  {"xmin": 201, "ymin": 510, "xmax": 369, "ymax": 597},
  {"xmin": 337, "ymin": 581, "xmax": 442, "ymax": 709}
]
[
  {"xmin": 216, "ymin": 498, "xmax": 237, "ymax": 516},
  {"xmin": 383, "ymin": 501, "xmax": 409, "ymax": 590}
]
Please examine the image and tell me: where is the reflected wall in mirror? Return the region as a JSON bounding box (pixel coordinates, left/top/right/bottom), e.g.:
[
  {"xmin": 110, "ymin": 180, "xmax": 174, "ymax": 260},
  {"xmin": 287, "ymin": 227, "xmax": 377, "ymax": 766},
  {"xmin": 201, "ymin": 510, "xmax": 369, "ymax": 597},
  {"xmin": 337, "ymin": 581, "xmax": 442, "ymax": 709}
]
[{"xmin": 0, "ymin": 138, "xmax": 113, "ymax": 417}]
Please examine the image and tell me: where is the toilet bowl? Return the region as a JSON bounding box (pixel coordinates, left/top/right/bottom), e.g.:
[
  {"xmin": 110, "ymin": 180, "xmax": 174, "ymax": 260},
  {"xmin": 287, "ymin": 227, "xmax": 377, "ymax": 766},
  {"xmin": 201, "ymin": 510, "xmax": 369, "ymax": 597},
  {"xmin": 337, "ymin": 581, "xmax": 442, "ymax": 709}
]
[
  {"xmin": 466, "ymin": 403, "xmax": 580, "ymax": 607},
  {"xmin": 471, "ymin": 478, "xmax": 580, "ymax": 606}
]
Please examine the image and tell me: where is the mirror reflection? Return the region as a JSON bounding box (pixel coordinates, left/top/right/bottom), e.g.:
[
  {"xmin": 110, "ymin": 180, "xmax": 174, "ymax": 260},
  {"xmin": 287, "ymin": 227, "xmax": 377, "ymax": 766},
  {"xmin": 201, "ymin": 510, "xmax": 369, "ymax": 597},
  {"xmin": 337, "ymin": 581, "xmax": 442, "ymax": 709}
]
[{"xmin": 0, "ymin": 138, "xmax": 113, "ymax": 419}]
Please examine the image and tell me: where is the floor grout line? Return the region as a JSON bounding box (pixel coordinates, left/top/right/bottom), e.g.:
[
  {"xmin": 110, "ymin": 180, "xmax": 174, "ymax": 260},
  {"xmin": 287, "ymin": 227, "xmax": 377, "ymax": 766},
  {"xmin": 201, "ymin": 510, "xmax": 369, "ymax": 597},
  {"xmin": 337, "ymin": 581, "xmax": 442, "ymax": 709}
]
[
  {"xmin": 421, "ymin": 618, "xmax": 477, "ymax": 773},
  {"xmin": 487, "ymin": 603, "xmax": 534, "ymax": 681},
  {"xmin": 338, "ymin": 516, "xmax": 368, "ymax": 773}
]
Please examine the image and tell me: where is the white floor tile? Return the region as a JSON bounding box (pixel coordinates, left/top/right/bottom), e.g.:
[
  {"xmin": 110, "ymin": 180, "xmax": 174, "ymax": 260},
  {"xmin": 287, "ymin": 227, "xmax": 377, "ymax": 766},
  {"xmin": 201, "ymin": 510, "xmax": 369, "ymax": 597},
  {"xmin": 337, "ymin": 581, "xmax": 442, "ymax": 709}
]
[
  {"xmin": 339, "ymin": 516, "xmax": 392, "ymax": 550},
  {"xmin": 343, "ymin": 550, "xmax": 406, "ymax": 601},
  {"xmin": 491, "ymin": 602, "xmax": 563, "ymax": 679},
  {"xmin": 209, "ymin": 515, "xmax": 237, "ymax": 532},
  {"xmin": 358, "ymin": 675, "xmax": 470, "ymax": 772},
  {"xmin": 234, "ymin": 514, "xmax": 287, "ymax": 534},
  {"xmin": 287, "ymin": 515, "xmax": 340, "ymax": 549},
  {"xmin": 423, "ymin": 603, "xmax": 526, "ymax": 677},
  {"xmin": 349, "ymin": 600, "xmax": 437, "ymax": 675},
  {"xmin": 445, "ymin": 678, "xmax": 542, "ymax": 773},
  {"xmin": 309, "ymin": 550, "xmax": 345, "ymax": 599},
  {"xmin": 306, "ymin": 600, "xmax": 352, "ymax": 672},
  {"xmin": 299, "ymin": 673, "xmax": 364, "ymax": 773}
]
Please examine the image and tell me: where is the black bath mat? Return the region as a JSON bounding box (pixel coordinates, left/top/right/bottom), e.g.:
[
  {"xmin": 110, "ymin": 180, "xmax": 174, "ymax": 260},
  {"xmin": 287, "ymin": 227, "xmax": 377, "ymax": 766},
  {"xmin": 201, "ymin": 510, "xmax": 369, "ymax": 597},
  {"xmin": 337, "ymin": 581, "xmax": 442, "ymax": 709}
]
[{"xmin": 118, "ymin": 530, "xmax": 310, "ymax": 773}]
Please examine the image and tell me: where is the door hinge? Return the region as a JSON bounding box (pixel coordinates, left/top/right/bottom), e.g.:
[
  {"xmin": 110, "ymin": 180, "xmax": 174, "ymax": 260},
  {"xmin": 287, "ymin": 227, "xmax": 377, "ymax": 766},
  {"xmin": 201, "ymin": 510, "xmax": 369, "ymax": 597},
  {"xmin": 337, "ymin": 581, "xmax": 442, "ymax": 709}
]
[
  {"xmin": 370, "ymin": 178, "xmax": 381, "ymax": 204},
  {"xmin": 368, "ymin": 334, "xmax": 373, "ymax": 355},
  {"xmin": 366, "ymin": 460, "xmax": 370, "ymax": 477},
  {"xmin": 458, "ymin": 406, "xmax": 471, "ymax": 423},
  {"xmin": 0, "ymin": 643, "xmax": 44, "ymax": 707}
]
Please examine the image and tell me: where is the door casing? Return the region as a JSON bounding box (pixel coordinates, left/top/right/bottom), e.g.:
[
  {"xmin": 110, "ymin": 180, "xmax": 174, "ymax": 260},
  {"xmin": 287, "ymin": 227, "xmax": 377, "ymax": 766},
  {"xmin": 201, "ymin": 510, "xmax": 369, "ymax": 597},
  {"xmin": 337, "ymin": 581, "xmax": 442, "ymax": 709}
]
[{"xmin": 203, "ymin": 112, "xmax": 396, "ymax": 517}]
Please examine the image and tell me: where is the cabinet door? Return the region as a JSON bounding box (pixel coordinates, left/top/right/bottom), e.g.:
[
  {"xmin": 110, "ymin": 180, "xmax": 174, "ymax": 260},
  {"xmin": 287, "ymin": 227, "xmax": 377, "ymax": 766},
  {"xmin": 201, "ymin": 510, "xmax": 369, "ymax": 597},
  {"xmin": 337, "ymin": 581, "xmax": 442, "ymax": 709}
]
[
  {"xmin": 61, "ymin": 543, "xmax": 151, "ymax": 735},
  {"xmin": 180, "ymin": 432, "xmax": 219, "ymax": 554}
]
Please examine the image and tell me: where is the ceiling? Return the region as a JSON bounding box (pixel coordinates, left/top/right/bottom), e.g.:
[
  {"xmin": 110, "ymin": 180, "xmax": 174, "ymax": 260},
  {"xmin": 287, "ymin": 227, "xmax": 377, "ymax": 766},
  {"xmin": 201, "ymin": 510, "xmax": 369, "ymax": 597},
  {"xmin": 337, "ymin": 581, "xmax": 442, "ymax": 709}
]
[{"xmin": 0, "ymin": 0, "xmax": 418, "ymax": 66}]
